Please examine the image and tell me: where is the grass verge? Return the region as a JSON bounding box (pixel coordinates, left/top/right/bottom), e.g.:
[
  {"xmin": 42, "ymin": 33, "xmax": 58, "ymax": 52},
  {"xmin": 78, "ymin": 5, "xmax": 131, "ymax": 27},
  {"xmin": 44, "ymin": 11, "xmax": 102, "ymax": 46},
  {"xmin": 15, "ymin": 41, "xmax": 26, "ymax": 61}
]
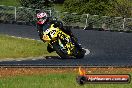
[
  {"xmin": 0, "ymin": 67, "xmax": 131, "ymax": 88},
  {"xmin": 0, "ymin": 0, "xmax": 20, "ymax": 6},
  {"xmin": 0, "ymin": 34, "xmax": 57, "ymax": 59}
]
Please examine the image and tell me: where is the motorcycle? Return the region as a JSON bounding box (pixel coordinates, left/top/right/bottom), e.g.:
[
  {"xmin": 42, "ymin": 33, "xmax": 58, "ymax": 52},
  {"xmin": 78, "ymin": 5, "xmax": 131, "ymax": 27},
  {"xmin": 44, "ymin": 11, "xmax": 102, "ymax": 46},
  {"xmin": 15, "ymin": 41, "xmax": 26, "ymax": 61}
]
[{"xmin": 42, "ymin": 20, "xmax": 86, "ymax": 59}]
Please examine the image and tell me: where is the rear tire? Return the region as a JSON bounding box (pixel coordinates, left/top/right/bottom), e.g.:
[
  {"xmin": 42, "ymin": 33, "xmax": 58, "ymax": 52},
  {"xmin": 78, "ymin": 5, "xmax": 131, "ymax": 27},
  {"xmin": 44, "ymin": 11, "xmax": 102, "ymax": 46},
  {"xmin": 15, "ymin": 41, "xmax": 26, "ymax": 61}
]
[
  {"xmin": 71, "ymin": 39, "xmax": 85, "ymax": 59},
  {"xmin": 75, "ymin": 49, "xmax": 86, "ymax": 59}
]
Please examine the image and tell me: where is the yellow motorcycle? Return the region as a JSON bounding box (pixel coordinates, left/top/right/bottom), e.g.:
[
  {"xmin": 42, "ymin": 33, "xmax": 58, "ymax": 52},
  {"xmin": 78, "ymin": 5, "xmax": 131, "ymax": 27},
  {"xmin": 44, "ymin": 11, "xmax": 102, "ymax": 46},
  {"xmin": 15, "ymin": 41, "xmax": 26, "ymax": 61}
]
[{"xmin": 42, "ymin": 21, "xmax": 85, "ymax": 59}]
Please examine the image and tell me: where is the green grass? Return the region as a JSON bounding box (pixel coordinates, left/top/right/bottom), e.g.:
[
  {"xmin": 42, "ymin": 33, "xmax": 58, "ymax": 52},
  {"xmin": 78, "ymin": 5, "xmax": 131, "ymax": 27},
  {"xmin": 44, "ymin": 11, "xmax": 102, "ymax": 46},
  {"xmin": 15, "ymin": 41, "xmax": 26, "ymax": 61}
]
[
  {"xmin": 0, "ymin": 73, "xmax": 131, "ymax": 88},
  {"xmin": 53, "ymin": 4, "xmax": 63, "ymax": 11},
  {"xmin": 0, "ymin": 0, "xmax": 20, "ymax": 6},
  {"xmin": 0, "ymin": 34, "xmax": 56, "ymax": 59}
]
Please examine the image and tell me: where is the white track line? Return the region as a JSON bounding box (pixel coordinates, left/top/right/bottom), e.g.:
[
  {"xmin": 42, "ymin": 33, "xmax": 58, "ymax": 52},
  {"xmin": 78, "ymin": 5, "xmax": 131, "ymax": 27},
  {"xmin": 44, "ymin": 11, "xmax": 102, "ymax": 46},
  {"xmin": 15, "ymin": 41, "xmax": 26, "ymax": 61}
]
[
  {"xmin": 0, "ymin": 56, "xmax": 44, "ymax": 62},
  {"xmin": 80, "ymin": 43, "xmax": 90, "ymax": 55},
  {"xmin": 32, "ymin": 59, "xmax": 37, "ymax": 60},
  {"xmin": 16, "ymin": 60, "xmax": 22, "ymax": 61},
  {"xmin": 83, "ymin": 48, "xmax": 90, "ymax": 55},
  {"xmin": 10, "ymin": 36, "xmax": 42, "ymax": 42}
]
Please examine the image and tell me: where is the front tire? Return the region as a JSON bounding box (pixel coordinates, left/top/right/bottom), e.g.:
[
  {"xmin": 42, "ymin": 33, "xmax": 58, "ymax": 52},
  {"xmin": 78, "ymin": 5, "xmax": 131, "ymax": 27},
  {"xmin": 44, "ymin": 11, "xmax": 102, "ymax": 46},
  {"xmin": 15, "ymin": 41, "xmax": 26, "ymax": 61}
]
[
  {"xmin": 47, "ymin": 44, "xmax": 54, "ymax": 53},
  {"xmin": 52, "ymin": 42, "xmax": 70, "ymax": 59}
]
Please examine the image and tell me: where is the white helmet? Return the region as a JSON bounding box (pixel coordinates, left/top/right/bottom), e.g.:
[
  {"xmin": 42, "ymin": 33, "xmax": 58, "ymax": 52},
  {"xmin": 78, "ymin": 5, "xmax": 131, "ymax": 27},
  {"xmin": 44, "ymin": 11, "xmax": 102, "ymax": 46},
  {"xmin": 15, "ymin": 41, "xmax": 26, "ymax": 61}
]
[
  {"xmin": 37, "ymin": 12, "xmax": 47, "ymax": 19},
  {"xmin": 37, "ymin": 12, "xmax": 48, "ymax": 24}
]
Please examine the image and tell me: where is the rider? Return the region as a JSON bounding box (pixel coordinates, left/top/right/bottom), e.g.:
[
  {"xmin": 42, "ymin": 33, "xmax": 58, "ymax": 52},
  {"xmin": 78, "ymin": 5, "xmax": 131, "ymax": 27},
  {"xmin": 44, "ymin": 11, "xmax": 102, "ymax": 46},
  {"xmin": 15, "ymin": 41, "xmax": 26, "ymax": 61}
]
[
  {"xmin": 36, "ymin": 10, "xmax": 56, "ymax": 53},
  {"xmin": 36, "ymin": 10, "xmax": 74, "ymax": 41},
  {"xmin": 36, "ymin": 10, "xmax": 50, "ymax": 42}
]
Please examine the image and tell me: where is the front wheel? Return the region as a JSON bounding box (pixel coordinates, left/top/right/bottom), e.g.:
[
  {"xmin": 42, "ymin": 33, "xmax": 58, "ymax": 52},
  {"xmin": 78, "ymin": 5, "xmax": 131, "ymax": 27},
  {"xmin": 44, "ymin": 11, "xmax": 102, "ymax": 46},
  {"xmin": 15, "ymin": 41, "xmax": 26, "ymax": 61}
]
[
  {"xmin": 52, "ymin": 42, "xmax": 70, "ymax": 59},
  {"xmin": 47, "ymin": 44, "xmax": 54, "ymax": 53}
]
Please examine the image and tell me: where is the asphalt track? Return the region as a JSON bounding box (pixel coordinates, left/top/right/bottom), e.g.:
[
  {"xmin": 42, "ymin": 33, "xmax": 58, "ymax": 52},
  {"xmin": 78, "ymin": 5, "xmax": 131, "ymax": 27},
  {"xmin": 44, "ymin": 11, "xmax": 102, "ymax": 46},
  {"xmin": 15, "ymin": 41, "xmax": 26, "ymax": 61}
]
[{"xmin": 0, "ymin": 23, "xmax": 132, "ymax": 67}]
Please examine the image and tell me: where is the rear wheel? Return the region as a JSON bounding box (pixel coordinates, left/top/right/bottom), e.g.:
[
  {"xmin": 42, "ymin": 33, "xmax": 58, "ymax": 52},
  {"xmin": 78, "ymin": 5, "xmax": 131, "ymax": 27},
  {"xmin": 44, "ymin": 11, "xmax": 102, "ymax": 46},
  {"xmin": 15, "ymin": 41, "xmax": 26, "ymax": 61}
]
[
  {"xmin": 75, "ymin": 49, "xmax": 86, "ymax": 59},
  {"xmin": 71, "ymin": 38, "xmax": 85, "ymax": 59}
]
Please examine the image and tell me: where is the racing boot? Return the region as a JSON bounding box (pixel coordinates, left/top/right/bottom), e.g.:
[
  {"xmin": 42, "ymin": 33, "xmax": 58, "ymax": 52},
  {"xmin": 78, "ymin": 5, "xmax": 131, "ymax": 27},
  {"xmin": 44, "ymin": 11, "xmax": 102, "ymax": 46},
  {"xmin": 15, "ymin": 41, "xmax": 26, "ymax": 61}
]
[{"xmin": 39, "ymin": 33, "xmax": 46, "ymax": 43}]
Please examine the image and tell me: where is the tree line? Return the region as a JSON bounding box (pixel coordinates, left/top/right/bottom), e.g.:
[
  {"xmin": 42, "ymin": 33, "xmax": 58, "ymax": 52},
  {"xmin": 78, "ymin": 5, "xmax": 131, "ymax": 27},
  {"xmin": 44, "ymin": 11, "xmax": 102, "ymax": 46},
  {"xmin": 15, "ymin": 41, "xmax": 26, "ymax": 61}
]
[{"xmin": 19, "ymin": 0, "xmax": 132, "ymax": 17}]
